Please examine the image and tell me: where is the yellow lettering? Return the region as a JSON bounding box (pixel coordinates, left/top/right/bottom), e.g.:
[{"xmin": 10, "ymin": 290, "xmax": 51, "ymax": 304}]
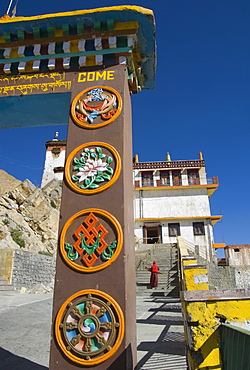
[
  {"xmin": 96, "ymin": 71, "xmax": 106, "ymax": 80},
  {"xmin": 107, "ymin": 71, "xmax": 115, "ymax": 80},
  {"xmin": 87, "ymin": 72, "xmax": 95, "ymax": 81},
  {"xmin": 78, "ymin": 72, "xmax": 86, "ymax": 82},
  {"xmin": 78, "ymin": 70, "xmax": 115, "ymax": 82}
]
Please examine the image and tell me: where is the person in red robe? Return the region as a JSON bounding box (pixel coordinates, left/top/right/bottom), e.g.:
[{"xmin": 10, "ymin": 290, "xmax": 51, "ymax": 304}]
[{"xmin": 150, "ymin": 261, "xmax": 159, "ymax": 288}]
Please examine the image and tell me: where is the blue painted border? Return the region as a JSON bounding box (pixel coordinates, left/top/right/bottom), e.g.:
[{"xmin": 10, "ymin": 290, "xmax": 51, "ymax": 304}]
[{"xmin": 0, "ymin": 92, "xmax": 71, "ymax": 128}]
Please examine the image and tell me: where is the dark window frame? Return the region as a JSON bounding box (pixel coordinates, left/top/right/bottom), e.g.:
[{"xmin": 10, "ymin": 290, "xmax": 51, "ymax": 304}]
[
  {"xmin": 187, "ymin": 169, "xmax": 200, "ymax": 185},
  {"xmin": 193, "ymin": 222, "xmax": 205, "ymax": 236},
  {"xmin": 172, "ymin": 170, "xmax": 182, "ymax": 186},
  {"xmin": 168, "ymin": 223, "xmax": 180, "ymax": 237},
  {"xmin": 160, "ymin": 170, "xmax": 170, "ymax": 186},
  {"xmin": 141, "ymin": 171, "xmax": 154, "ymax": 187}
]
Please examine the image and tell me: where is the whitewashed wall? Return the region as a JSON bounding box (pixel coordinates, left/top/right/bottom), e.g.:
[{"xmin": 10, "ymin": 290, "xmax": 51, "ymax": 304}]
[
  {"xmin": 41, "ymin": 148, "xmax": 65, "ymax": 188},
  {"xmin": 134, "ymin": 188, "xmax": 211, "ymax": 219}
]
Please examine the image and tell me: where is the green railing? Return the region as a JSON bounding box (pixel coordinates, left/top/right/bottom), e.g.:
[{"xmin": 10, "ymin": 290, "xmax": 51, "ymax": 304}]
[{"xmin": 220, "ymin": 323, "xmax": 250, "ymax": 369}]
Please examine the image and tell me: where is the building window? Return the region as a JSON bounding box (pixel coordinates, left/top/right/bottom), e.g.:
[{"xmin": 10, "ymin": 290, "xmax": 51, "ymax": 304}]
[
  {"xmin": 168, "ymin": 223, "xmax": 180, "ymax": 237},
  {"xmin": 193, "ymin": 222, "xmax": 205, "ymax": 235},
  {"xmin": 187, "ymin": 170, "xmax": 200, "ymax": 185},
  {"xmin": 172, "ymin": 170, "xmax": 182, "ymax": 186},
  {"xmin": 160, "ymin": 170, "xmax": 170, "ymax": 186},
  {"xmin": 142, "ymin": 171, "xmax": 154, "ymax": 187}
]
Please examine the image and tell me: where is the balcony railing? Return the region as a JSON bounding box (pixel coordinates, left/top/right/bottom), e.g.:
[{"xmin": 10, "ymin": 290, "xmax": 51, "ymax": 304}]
[
  {"xmin": 135, "ymin": 177, "xmax": 218, "ymax": 188},
  {"xmin": 156, "ymin": 179, "xmax": 171, "ymax": 187},
  {"xmin": 206, "ymin": 176, "xmax": 219, "ymax": 184},
  {"xmin": 173, "ymin": 178, "xmax": 182, "ymax": 186},
  {"xmin": 141, "ymin": 180, "xmax": 154, "ymax": 187},
  {"xmin": 188, "ymin": 177, "xmax": 200, "ymax": 185}
]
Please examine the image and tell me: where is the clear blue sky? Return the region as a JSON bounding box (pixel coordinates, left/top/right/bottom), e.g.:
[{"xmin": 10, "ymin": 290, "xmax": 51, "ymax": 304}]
[{"xmin": 0, "ymin": 0, "xmax": 249, "ymax": 247}]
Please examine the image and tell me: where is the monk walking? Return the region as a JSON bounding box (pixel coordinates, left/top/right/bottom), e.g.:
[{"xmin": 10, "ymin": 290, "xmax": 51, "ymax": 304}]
[{"xmin": 149, "ymin": 261, "xmax": 159, "ymax": 288}]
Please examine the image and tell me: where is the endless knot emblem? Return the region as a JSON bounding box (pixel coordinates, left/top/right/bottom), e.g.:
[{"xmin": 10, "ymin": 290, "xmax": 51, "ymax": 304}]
[{"xmin": 60, "ymin": 209, "xmax": 123, "ymax": 272}]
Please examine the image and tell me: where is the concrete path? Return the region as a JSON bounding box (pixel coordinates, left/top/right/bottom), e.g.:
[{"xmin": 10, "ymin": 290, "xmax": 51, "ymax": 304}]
[
  {"xmin": 0, "ymin": 291, "xmax": 52, "ymax": 370},
  {"xmin": 136, "ymin": 295, "xmax": 187, "ymax": 369},
  {"xmin": 0, "ymin": 291, "xmax": 187, "ymax": 369}
]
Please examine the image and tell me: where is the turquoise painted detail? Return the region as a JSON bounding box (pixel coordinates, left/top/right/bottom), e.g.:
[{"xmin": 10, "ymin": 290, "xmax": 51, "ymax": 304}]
[
  {"xmin": 0, "ymin": 47, "xmax": 132, "ymax": 64},
  {"xmin": 0, "ymin": 93, "xmax": 71, "ymax": 129},
  {"xmin": 91, "ymin": 337, "xmax": 102, "ymax": 351},
  {"xmin": 79, "ymin": 232, "xmax": 102, "ymax": 255},
  {"xmin": 65, "ymin": 242, "xmax": 79, "ymax": 260},
  {"xmin": 101, "ymin": 241, "xmax": 117, "ymax": 260},
  {"xmin": 64, "ymin": 232, "xmax": 118, "ymax": 263},
  {"xmin": 84, "ymin": 318, "xmax": 96, "ymax": 333},
  {"xmin": 72, "ymin": 147, "xmax": 113, "ymax": 190},
  {"xmin": 76, "ymin": 303, "xmax": 86, "ymax": 315}
]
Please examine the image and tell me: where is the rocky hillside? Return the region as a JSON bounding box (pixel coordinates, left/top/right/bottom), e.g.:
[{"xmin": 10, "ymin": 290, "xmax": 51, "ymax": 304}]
[
  {"xmin": 0, "ymin": 170, "xmax": 61, "ymax": 256},
  {"xmin": 0, "ymin": 169, "xmax": 22, "ymax": 194}
]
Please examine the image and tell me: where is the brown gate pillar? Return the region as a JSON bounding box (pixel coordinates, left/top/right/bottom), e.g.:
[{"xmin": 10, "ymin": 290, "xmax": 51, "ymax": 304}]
[{"xmin": 49, "ymin": 65, "xmax": 137, "ymax": 369}]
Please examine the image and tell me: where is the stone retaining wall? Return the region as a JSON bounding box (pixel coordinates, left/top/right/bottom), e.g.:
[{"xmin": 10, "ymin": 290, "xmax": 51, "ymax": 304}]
[
  {"xmin": 192, "ymin": 253, "xmax": 250, "ymax": 290},
  {"xmin": 12, "ymin": 249, "xmax": 56, "ymax": 289}
]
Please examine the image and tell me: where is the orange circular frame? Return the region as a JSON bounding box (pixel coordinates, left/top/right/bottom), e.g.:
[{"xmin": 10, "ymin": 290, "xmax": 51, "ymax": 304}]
[
  {"xmin": 71, "ymin": 86, "xmax": 122, "ymax": 129},
  {"xmin": 60, "ymin": 208, "xmax": 123, "ymax": 272},
  {"xmin": 55, "ymin": 289, "xmax": 124, "ymax": 366},
  {"xmin": 65, "ymin": 142, "xmax": 121, "ymax": 195}
]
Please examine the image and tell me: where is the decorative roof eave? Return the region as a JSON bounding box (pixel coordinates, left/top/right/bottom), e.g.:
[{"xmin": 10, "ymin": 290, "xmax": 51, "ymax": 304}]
[
  {"xmin": 135, "ymin": 215, "xmax": 223, "ymax": 226},
  {"xmin": 45, "ymin": 140, "xmax": 67, "ymax": 147},
  {"xmin": 0, "ymin": 6, "xmax": 156, "ymax": 91},
  {"xmin": 133, "ymin": 160, "xmax": 205, "ymax": 170}
]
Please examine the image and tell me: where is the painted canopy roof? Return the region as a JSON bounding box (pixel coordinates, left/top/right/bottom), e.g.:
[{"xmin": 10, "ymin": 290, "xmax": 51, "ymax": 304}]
[{"xmin": 0, "ymin": 6, "xmax": 156, "ymax": 91}]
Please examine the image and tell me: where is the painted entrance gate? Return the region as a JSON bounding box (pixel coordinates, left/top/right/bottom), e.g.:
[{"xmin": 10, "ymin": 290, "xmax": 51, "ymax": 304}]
[{"xmin": 0, "ymin": 6, "xmax": 156, "ymax": 369}]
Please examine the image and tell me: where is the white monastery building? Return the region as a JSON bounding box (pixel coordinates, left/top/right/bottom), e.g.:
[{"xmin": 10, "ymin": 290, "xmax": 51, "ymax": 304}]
[
  {"xmin": 41, "ymin": 134, "xmax": 222, "ymax": 256},
  {"xmin": 41, "ymin": 134, "xmax": 66, "ymax": 188},
  {"xmin": 133, "ymin": 152, "xmax": 221, "ymax": 250}
]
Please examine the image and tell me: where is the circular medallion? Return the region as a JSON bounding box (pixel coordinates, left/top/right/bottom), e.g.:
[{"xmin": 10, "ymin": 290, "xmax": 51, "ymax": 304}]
[
  {"xmin": 71, "ymin": 86, "xmax": 122, "ymax": 129},
  {"xmin": 55, "ymin": 290, "xmax": 124, "ymax": 366},
  {"xmin": 60, "ymin": 208, "xmax": 123, "ymax": 272},
  {"xmin": 65, "ymin": 142, "xmax": 121, "ymax": 194}
]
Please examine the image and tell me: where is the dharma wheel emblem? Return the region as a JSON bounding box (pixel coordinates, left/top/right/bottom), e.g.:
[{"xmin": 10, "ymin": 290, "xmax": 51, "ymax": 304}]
[
  {"xmin": 65, "ymin": 142, "xmax": 121, "ymax": 194},
  {"xmin": 60, "ymin": 208, "xmax": 123, "ymax": 272},
  {"xmin": 71, "ymin": 86, "xmax": 122, "ymax": 129},
  {"xmin": 55, "ymin": 290, "xmax": 124, "ymax": 366}
]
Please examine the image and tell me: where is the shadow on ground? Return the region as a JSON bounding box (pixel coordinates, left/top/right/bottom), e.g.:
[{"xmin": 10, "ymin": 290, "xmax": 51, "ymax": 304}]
[
  {"xmin": 0, "ymin": 347, "xmax": 48, "ymax": 370},
  {"xmin": 136, "ymin": 298, "xmax": 187, "ymax": 369}
]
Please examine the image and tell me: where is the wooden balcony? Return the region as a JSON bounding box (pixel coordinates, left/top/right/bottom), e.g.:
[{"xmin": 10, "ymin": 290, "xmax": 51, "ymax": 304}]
[{"xmin": 134, "ymin": 176, "xmax": 219, "ymax": 189}]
